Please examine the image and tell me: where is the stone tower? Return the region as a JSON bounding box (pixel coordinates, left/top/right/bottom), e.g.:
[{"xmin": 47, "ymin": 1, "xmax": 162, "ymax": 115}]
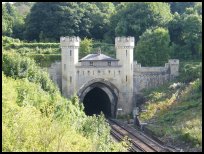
[
  {"xmin": 169, "ymin": 59, "xmax": 179, "ymax": 77},
  {"xmin": 60, "ymin": 36, "xmax": 80, "ymax": 98},
  {"xmin": 46, "ymin": 36, "xmax": 179, "ymax": 117},
  {"xmin": 115, "ymin": 36, "xmax": 135, "ymax": 114}
]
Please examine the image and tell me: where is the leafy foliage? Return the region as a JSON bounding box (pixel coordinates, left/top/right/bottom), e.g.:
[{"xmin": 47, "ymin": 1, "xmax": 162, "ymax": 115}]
[
  {"xmin": 2, "ymin": 72, "xmax": 126, "ymax": 151},
  {"xmin": 92, "ymin": 41, "xmax": 116, "ymax": 58},
  {"xmin": 2, "ymin": 50, "xmax": 127, "ymax": 151},
  {"xmin": 135, "ymin": 27, "xmax": 171, "ymax": 66},
  {"xmin": 178, "ymin": 62, "xmax": 202, "ymax": 83},
  {"xmin": 2, "ymin": 2, "xmax": 202, "ymax": 62},
  {"xmin": 168, "ymin": 2, "xmax": 197, "ymax": 14},
  {"xmin": 2, "ymin": 52, "xmax": 59, "ymax": 94},
  {"xmin": 139, "ymin": 61, "xmax": 202, "ymax": 151},
  {"xmin": 2, "ymin": 3, "xmax": 25, "ymax": 39},
  {"xmin": 23, "ymin": 2, "xmax": 115, "ymax": 41},
  {"xmin": 168, "ymin": 9, "xmax": 202, "ymax": 60},
  {"xmin": 2, "ymin": 74, "xmax": 91, "ymax": 152},
  {"xmin": 13, "ymin": 2, "xmax": 34, "ymax": 16},
  {"xmin": 79, "ymin": 37, "xmax": 93, "ymax": 58},
  {"xmin": 2, "ymin": 3, "xmax": 16, "ymax": 36},
  {"xmin": 112, "ymin": 2, "xmax": 172, "ymax": 43},
  {"xmin": 28, "ymin": 54, "xmax": 61, "ymax": 67}
]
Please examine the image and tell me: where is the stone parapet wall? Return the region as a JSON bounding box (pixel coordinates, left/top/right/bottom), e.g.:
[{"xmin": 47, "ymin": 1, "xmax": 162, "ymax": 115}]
[
  {"xmin": 47, "ymin": 36, "xmax": 180, "ymax": 116},
  {"xmin": 133, "ymin": 59, "xmax": 179, "ymax": 93},
  {"xmin": 133, "ymin": 74, "xmax": 170, "ymax": 93},
  {"xmin": 47, "ymin": 61, "xmax": 62, "ymax": 91},
  {"xmin": 47, "ymin": 59, "xmax": 179, "ymax": 96}
]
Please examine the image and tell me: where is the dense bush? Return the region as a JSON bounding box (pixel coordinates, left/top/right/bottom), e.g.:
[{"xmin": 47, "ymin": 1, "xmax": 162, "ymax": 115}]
[
  {"xmin": 92, "ymin": 41, "xmax": 116, "ymax": 58},
  {"xmin": 79, "ymin": 38, "xmax": 93, "ymax": 59},
  {"xmin": 28, "ymin": 54, "xmax": 61, "ymax": 67},
  {"xmin": 135, "ymin": 27, "xmax": 171, "ymax": 66},
  {"xmin": 2, "ymin": 51, "xmax": 127, "ymax": 152},
  {"xmin": 168, "ymin": 9, "xmax": 202, "ymax": 60},
  {"xmin": 10, "ymin": 42, "xmax": 59, "ymax": 49},
  {"xmin": 3, "ymin": 36, "xmax": 60, "ymax": 54},
  {"xmin": 2, "ymin": 74, "xmax": 90, "ymax": 151},
  {"xmin": 2, "ymin": 52, "xmax": 58, "ymax": 94},
  {"xmin": 139, "ymin": 61, "xmax": 202, "ymax": 151},
  {"xmin": 2, "ymin": 73, "xmax": 126, "ymax": 152},
  {"xmin": 178, "ymin": 62, "xmax": 202, "ymax": 83}
]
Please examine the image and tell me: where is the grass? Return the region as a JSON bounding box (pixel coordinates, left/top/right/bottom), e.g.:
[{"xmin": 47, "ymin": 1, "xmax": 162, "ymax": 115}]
[{"xmin": 139, "ymin": 62, "xmax": 202, "ymax": 151}]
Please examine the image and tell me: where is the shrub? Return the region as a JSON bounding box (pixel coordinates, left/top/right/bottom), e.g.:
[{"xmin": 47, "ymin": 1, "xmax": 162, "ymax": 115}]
[
  {"xmin": 178, "ymin": 62, "xmax": 202, "ymax": 83},
  {"xmin": 28, "ymin": 54, "xmax": 61, "ymax": 67},
  {"xmin": 2, "ymin": 73, "xmax": 126, "ymax": 152},
  {"xmin": 2, "ymin": 52, "xmax": 58, "ymax": 95},
  {"xmin": 135, "ymin": 27, "xmax": 171, "ymax": 66}
]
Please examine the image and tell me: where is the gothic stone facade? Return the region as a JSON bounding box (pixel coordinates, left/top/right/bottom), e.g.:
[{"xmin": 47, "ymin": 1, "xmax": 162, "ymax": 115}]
[{"xmin": 48, "ymin": 36, "xmax": 179, "ymax": 117}]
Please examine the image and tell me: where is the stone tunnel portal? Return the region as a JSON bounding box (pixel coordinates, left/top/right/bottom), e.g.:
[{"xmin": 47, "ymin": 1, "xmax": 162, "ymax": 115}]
[
  {"xmin": 78, "ymin": 79, "xmax": 119, "ymax": 118},
  {"xmin": 83, "ymin": 87, "xmax": 111, "ymax": 117}
]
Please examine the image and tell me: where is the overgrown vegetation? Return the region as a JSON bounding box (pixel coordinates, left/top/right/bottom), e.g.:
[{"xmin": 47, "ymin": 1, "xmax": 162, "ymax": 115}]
[
  {"xmin": 135, "ymin": 27, "xmax": 171, "ymax": 66},
  {"xmin": 2, "ymin": 2, "xmax": 202, "ymax": 152},
  {"xmin": 139, "ymin": 61, "xmax": 202, "ymax": 151},
  {"xmin": 2, "ymin": 36, "xmax": 60, "ymax": 54},
  {"xmin": 2, "ymin": 36, "xmax": 115, "ymax": 65},
  {"xmin": 2, "ymin": 51, "xmax": 128, "ymax": 152},
  {"xmin": 2, "ymin": 2, "xmax": 202, "ymax": 65}
]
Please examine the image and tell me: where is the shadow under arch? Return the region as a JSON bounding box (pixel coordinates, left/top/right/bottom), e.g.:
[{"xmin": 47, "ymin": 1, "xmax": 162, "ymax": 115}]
[{"xmin": 77, "ymin": 78, "xmax": 119, "ymax": 118}]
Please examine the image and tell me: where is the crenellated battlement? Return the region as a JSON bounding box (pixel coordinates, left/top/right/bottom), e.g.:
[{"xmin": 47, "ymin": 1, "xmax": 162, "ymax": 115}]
[
  {"xmin": 48, "ymin": 36, "xmax": 181, "ymax": 117},
  {"xmin": 134, "ymin": 59, "xmax": 179, "ymax": 74},
  {"xmin": 115, "ymin": 36, "xmax": 135, "ymax": 48},
  {"xmin": 168, "ymin": 59, "xmax": 179, "ymax": 65},
  {"xmin": 115, "ymin": 36, "xmax": 134, "ymax": 42},
  {"xmin": 60, "ymin": 36, "xmax": 80, "ymax": 47}
]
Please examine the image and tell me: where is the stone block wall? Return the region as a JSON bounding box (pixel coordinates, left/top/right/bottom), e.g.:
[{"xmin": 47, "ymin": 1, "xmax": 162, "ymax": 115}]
[
  {"xmin": 47, "ymin": 61, "xmax": 62, "ymax": 91},
  {"xmin": 47, "ymin": 59, "xmax": 179, "ymax": 99},
  {"xmin": 133, "ymin": 59, "xmax": 179, "ymax": 93}
]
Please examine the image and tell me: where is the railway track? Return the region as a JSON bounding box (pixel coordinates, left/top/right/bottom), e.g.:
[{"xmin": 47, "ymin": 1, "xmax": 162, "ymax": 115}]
[{"xmin": 108, "ymin": 119, "xmax": 178, "ymax": 152}]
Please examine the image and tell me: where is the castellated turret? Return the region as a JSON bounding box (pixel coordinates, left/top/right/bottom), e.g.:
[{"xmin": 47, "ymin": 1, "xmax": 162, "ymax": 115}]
[
  {"xmin": 115, "ymin": 36, "xmax": 135, "ymax": 48},
  {"xmin": 60, "ymin": 36, "xmax": 80, "ymax": 47},
  {"xmin": 46, "ymin": 36, "xmax": 180, "ymax": 118},
  {"xmin": 61, "ymin": 36, "xmax": 80, "ymax": 98},
  {"xmin": 115, "ymin": 36, "xmax": 135, "ymax": 114}
]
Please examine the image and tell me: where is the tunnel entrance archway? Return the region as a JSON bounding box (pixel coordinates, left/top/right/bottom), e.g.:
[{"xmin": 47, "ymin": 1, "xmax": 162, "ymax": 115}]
[
  {"xmin": 78, "ymin": 78, "xmax": 119, "ymax": 118},
  {"xmin": 83, "ymin": 87, "xmax": 111, "ymax": 117}
]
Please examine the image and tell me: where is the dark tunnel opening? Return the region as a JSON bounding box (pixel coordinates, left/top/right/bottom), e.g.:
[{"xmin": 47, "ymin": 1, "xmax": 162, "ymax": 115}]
[{"xmin": 83, "ymin": 87, "xmax": 111, "ymax": 118}]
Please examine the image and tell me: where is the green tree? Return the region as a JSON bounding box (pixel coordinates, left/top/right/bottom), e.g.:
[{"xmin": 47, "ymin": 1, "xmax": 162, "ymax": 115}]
[
  {"xmin": 135, "ymin": 27, "xmax": 171, "ymax": 66},
  {"xmin": 79, "ymin": 38, "xmax": 93, "ymax": 58},
  {"xmin": 108, "ymin": 3, "xmax": 127, "ymax": 43},
  {"xmin": 24, "ymin": 2, "xmax": 83, "ymax": 41},
  {"xmin": 2, "ymin": 52, "xmax": 127, "ymax": 152},
  {"xmin": 168, "ymin": 2, "xmax": 196, "ymax": 14},
  {"xmin": 168, "ymin": 8, "xmax": 202, "ymax": 60},
  {"xmin": 168, "ymin": 13, "xmax": 184, "ymax": 45},
  {"xmin": 24, "ymin": 2, "xmax": 115, "ymax": 41},
  {"xmin": 194, "ymin": 2, "xmax": 202, "ymax": 15},
  {"xmin": 182, "ymin": 12, "xmax": 202, "ymax": 59},
  {"xmin": 111, "ymin": 2, "xmax": 172, "ymax": 43},
  {"xmin": 13, "ymin": 2, "xmax": 35, "ymax": 17},
  {"xmin": 2, "ymin": 3, "xmax": 16, "ymax": 36},
  {"xmin": 90, "ymin": 2, "xmax": 115, "ymax": 40},
  {"xmin": 12, "ymin": 15, "xmax": 25, "ymax": 40},
  {"xmin": 2, "ymin": 3, "xmax": 26, "ymax": 39}
]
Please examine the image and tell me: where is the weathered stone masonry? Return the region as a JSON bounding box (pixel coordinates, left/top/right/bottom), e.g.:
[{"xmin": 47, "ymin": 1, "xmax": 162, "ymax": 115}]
[{"xmin": 47, "ymin": 36, "xmax": 179, "ymax": 117}]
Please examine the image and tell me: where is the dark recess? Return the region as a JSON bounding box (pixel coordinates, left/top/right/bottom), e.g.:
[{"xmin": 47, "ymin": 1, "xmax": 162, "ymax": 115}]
[{"xmin": 83, "ymin": 87, "xmax": 111, "ymax": 118}]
